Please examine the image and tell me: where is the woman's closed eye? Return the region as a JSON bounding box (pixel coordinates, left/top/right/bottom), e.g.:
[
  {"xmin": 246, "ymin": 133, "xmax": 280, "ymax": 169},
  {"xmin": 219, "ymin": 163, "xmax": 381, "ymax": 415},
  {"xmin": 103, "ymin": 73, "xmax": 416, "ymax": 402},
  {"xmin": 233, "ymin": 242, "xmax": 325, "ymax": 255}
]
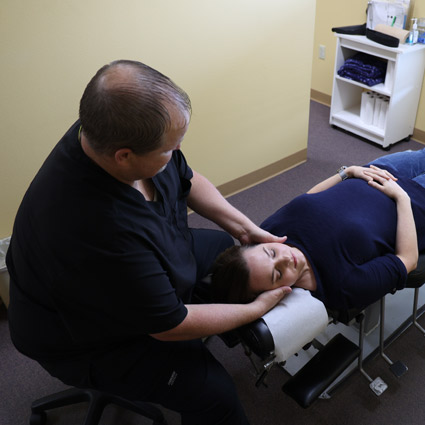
[
  {"xmin": 275, "ymin": 268, "xmax": 282, "ymax": 281},
  {"xmin": 263, "ymin": 247, "xmax": 275, "ymax": 259},
  {"xmin": 263, "ymin": 246, "xmax": 282, "ymax": 283},
  {"xmin": 270, "ymin": 249, "xmax": 282, "ymax": 280}
]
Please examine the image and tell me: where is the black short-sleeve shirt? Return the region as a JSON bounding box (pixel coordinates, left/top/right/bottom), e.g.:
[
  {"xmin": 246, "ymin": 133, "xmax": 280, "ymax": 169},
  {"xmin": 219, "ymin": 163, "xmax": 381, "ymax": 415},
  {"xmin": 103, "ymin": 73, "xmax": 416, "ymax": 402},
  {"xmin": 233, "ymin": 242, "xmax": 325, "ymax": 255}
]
[{"xmin": 7, "ymin": 121, "xmax": 194, "ymax": 362}]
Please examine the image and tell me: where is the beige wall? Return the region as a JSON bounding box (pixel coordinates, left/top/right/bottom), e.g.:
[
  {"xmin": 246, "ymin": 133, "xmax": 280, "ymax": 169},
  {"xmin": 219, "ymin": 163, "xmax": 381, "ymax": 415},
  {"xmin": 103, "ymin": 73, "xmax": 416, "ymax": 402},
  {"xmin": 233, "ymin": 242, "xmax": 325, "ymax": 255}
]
[
  {"xmin": 311, "ymin": 0, "xmax": 425, "ymax": 134},
  {"xmin": 0, "ymin": 0, "xmax": 316, "ymax": 238},
  {"xmin": 311, "ymin": 1, "xmax": 366, "ymax": 97}
]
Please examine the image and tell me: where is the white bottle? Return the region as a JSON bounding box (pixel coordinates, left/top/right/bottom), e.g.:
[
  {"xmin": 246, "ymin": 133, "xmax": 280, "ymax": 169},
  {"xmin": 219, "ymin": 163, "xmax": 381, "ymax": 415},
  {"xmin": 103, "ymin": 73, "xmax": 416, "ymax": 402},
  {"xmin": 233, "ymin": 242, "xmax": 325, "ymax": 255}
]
[
  {"xmin": 418, "ymin": 18, "xmax": 425, "ymax": 44},
  {"xmin": 408, "ymin": 18, "xmax": 419, "ymax": 45}
]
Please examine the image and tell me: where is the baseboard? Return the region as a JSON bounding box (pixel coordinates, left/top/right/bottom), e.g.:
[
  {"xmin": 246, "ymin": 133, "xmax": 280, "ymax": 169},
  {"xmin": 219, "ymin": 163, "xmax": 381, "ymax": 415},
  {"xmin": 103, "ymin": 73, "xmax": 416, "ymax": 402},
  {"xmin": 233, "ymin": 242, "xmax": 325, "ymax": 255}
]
[
  {"xmin": 412, "ymin": 128, "xmax": 425, "ymax": 145},
  {"xmin": 311, "ymin": 89, "xmax": 425, "ymax": 145},
  {"xmin": 310, "ymin": 89, "xmax": 331, "ymax": 106},
  {"xmin": 216, "ymin": 91, "xmax": 424, "ymax": 198},
  {"xmin": 217, "ymin": 148, "xmax": 307, "ymax": 198}
]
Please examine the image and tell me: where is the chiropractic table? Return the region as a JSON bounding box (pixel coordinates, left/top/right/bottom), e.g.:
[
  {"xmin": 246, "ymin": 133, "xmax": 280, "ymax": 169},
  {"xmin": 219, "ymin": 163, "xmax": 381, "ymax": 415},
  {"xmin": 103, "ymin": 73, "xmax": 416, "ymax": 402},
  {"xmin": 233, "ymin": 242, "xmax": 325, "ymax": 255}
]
[{"xmin": 224, "ymin": 252, "xmax": 425, "ymax": 408}]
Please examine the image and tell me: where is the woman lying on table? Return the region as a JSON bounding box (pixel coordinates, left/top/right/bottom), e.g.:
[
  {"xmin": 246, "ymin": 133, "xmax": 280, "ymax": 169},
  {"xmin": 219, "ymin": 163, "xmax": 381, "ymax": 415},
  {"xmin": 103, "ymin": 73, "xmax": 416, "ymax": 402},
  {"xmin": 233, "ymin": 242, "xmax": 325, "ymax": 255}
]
[{"xmin": 212, "ymin": 149, "xmax": 425, "ymax": 311}]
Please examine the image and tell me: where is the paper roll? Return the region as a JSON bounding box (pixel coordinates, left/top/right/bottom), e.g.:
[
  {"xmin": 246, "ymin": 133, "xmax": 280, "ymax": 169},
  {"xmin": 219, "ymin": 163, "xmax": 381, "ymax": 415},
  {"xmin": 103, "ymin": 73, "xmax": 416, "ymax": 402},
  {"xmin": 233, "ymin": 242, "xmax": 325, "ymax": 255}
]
[
  {"xmin": 374, "ymin": 24, "xmax": 410, "ymax": 43},
  {"xmin": 360, "ymin": 91, "xmax": 374, "ymax": 125},
  {"xmin": 262, "ymin": 288, "xmax": 328, "ymax": 363},
  {"xmin": 373, "ymin": 96, "xmax": 383, "ymax": 127},
  {"xmin": 378, "ymin": 98, "xmax": 389, "ymax": 129}
]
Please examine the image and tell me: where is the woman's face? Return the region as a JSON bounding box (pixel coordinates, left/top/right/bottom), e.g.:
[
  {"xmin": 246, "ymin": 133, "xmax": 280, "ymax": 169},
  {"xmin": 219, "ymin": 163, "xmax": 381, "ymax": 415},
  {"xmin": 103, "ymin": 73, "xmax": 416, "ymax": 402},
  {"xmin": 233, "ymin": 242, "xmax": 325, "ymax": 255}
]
[{"xmin": 242, "ymin": 243, "xmax": 306, "ymax": 296}]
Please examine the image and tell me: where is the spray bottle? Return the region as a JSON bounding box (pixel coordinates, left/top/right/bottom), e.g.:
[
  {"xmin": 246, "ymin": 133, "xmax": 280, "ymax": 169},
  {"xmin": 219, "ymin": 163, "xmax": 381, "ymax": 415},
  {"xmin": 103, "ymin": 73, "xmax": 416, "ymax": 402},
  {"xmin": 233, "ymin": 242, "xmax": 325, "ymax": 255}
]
[{"xmin": 407, "ymin": 18, "xmax": 419, "ymax": 45}]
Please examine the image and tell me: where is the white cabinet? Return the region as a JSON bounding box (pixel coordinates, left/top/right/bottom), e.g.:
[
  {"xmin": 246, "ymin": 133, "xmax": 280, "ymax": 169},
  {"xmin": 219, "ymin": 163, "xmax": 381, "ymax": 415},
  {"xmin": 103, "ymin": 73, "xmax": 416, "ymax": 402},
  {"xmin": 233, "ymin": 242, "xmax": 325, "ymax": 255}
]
[{"xmin": 330, "ymin": 34, "xmax": 425, "ymax": 149}]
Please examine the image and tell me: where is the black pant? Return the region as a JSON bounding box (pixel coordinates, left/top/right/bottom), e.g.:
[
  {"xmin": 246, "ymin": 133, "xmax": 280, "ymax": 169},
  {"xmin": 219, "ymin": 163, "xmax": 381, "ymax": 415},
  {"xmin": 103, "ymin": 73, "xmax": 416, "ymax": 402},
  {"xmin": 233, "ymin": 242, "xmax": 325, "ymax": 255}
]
[
  {"xmin": 42, "ymin": 229, "xmax": 249, "ymax": 424},
  {"xmin": 147, "ymin": 228, "xmax": 249, "ymax": 424},
  {"xmin": 189, "ymin": 228, "xmax": 234, "ymax": 304},
  {"xmin": 152, "ymin": 228, "xmax": 249, "ymax": 424},
  {"xmin": 147, "ymin": 338, "xmax": 250, "ymax": 425},
  {"xmin": 189, "ymin": 227, "xmax": 234, "ymax": 281},
  {"xmin": 40, "ymin": 338, "xmax": 250, "ymax": 425}
]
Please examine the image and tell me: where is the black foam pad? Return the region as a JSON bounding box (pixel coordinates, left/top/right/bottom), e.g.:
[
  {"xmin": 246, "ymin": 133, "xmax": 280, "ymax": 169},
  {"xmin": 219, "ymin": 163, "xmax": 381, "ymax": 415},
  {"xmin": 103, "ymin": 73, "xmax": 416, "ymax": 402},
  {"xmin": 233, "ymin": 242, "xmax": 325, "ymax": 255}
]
[
  {"xmin": 238, "ymin": 318, "xmax": 275, "ymax": 360},
  {"xmin": 331, "ymin": 23, "xmax": 366, "ymax": 35},
  {"xmin": 366, "ymin": 28, "xmax": 399, "ymax": 48},
  {"xmin": 282, "ymin": 333, "xmax": 359, "ymax": 408}
]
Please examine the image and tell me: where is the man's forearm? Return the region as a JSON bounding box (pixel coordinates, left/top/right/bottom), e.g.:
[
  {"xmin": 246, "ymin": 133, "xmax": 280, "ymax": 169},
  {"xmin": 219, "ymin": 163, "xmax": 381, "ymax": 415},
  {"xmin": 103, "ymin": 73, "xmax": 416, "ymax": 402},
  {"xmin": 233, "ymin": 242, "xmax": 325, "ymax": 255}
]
[
  {"xmin": 150, "ymin": 287, "xmax": 291, "ymax": 342},
  {"xmin": 187, "ymin": 171, "xmax": 254, "ymax": 239},
  {"xmin": 151, "ymin": 303, "xmax": 261, "ymax": 341}
]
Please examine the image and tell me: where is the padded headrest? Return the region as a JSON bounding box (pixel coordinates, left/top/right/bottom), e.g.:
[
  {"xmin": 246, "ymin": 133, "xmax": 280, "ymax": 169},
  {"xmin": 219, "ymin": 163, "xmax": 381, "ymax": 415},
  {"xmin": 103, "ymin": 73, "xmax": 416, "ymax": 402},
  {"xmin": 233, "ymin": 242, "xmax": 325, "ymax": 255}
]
[
  {"xmin": 366, "ymin": 28, "xmax": 399, "ymax": 48},
  {"xmin": 331, "ymin": 23, "xmax": 366, "ymax": 35}
]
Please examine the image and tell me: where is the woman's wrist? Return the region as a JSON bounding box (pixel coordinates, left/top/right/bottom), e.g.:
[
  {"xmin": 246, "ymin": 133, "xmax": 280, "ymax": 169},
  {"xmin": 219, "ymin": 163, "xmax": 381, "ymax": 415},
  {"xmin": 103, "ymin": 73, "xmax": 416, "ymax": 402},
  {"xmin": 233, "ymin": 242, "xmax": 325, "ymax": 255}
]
[
  {"xmin": 395, "ymin": 191, "xmax": 411, "ymax": 204},
  {"xmin": 337, "ymin": 166, "xmax": 349, "ymax": 181},
  {"xmin": 345, "ymin": 165, "xmax": 358, "ymax": 179}
]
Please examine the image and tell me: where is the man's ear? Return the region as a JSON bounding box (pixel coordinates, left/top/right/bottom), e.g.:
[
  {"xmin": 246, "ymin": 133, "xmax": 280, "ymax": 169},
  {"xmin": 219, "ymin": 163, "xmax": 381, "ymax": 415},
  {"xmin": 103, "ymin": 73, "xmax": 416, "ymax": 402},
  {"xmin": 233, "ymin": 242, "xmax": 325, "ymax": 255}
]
[{"xmin": 114, "ymin": 148, "xmax": 133, "ymax": 165}]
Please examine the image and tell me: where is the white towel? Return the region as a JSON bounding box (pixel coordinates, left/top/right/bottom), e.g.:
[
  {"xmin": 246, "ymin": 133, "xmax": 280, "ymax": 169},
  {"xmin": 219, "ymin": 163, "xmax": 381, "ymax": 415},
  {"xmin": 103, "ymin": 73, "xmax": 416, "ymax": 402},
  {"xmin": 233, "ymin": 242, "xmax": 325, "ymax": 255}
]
[{"xmin": 262, "ymin": 288, "xmax": 328, "ymax": 363}]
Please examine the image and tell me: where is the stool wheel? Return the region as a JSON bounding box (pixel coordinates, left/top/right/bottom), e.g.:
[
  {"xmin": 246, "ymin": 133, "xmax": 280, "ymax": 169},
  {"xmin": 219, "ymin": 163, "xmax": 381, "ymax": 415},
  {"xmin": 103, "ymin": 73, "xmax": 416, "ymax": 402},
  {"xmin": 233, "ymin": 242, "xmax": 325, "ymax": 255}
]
[{"xmin": 30, "ymin": 411, "xmax": 47, "ymax": 425}]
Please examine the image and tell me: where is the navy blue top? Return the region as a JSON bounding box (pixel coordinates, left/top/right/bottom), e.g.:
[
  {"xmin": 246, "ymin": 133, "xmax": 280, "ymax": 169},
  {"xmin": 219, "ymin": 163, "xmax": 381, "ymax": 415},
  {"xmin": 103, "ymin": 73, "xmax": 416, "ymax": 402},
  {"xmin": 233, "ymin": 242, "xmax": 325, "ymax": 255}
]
[
  {"xmin": 261, "ymin": 169, "xmax": 425, "ymax": 310},
  {"xmin": 7, "ymin": 121, "xmax": 194, "ymax": 361}
]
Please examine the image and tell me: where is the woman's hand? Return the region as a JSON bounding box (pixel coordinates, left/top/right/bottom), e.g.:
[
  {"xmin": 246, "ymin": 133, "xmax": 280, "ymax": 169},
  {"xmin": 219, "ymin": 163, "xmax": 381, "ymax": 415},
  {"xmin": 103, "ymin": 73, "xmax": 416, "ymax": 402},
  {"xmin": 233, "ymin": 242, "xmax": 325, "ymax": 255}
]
[
  {"xmin": 367, "ymin": 174, "xmax": 409, "ymax": 202},
  {"xmin": 347, "ymin": 164, "xmax": 397, "ymax": 183}
]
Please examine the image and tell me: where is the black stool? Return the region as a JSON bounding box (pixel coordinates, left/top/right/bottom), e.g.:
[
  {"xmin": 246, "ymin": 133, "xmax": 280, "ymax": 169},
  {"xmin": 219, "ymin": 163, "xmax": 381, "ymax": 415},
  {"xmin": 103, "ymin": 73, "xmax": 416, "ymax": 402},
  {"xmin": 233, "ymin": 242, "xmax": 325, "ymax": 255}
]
[{"xmin": 30, "ymin": 387, "xmax": 167, "ymax": 425}]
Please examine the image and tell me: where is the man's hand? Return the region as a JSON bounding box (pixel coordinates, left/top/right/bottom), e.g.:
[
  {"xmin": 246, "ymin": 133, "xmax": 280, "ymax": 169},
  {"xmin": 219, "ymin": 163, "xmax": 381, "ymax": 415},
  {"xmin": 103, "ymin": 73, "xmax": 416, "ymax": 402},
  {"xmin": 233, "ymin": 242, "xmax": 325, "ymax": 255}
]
[
  {"xmin": 237, "ymin": 224, "xmax": 287, "ymax": 246},
  {"xmin": 251, "ymin": 285, "xmax": 292, "ymax": 315}
]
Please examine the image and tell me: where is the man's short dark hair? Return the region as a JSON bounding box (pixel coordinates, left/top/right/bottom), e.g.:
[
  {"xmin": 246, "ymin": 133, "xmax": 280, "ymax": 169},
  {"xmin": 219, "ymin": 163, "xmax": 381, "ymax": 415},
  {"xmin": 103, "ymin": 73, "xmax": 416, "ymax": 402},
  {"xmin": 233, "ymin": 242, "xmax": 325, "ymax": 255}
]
[{"xmin": 79, "ymin": 60, "xmax": 192, "ymax": 155}]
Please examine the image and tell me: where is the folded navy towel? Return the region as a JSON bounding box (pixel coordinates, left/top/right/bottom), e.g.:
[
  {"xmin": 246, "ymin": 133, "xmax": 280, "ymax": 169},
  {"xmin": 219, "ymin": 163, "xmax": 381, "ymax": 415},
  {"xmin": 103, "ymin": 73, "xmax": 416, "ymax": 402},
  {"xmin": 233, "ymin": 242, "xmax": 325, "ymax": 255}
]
[{"xmin": 337, "ymin": 53, "xmax": 387, "ymax": 86}]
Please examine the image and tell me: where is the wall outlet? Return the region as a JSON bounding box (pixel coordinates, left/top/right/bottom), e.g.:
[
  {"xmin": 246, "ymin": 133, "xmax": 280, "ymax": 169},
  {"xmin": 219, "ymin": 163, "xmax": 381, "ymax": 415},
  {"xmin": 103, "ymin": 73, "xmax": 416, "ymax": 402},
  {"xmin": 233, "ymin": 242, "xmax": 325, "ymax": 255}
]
[{"xmin": 319, "ymin": 45, "xmax": 326, "ymax": 60}]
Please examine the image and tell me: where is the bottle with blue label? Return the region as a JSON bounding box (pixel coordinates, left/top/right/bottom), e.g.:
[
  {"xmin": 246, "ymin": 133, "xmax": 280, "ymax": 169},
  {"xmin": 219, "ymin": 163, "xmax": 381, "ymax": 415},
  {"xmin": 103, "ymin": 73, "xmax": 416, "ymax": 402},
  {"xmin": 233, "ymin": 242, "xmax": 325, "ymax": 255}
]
[
  {"xmin": 407, "ymin": 18, "xmax": 419, "ymax": 45},
  {"xmin": 418, "ymin": 18, "xmax": 425, "ymax": 44}
]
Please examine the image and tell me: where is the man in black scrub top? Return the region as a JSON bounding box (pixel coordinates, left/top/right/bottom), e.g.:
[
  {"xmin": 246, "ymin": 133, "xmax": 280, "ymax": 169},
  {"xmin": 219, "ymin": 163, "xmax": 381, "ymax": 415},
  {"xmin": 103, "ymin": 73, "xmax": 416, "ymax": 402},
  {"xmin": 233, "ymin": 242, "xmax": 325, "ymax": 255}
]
[{"xmin": 6, "ymin": 60, "xmax": 290, "ymax": 425}]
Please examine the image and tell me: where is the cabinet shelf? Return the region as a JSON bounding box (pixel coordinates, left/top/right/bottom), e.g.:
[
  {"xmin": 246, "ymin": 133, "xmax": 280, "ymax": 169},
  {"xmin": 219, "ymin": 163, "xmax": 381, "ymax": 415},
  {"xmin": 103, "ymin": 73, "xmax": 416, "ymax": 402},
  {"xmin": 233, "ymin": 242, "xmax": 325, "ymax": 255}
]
[
  {"xmin": 330, "ymin": 34, "xmax": 425, "ymax": 149},
  {"xmin": 332, "ymin": 106, "xmax": 385, "ymax": 138},
  {"xmin": 335, "ymin": 75, "xmax": 391, "ymax": 97}
]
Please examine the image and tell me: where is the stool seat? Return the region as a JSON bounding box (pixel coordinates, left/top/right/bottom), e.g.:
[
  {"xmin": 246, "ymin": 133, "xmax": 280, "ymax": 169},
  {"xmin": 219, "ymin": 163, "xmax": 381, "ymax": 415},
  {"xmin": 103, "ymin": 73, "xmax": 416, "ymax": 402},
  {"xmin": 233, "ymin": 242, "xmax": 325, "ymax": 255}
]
[{"xmin": 30, "ymin": 387, "xmax": 167, "ymax": 425}]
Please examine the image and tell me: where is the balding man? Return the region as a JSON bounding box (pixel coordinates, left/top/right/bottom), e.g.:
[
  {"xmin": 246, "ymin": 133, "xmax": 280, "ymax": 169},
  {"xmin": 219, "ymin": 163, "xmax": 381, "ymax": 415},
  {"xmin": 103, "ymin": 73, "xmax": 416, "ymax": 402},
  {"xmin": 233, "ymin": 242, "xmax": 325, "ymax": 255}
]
[{"xmin": 7, "ymin": 60, "xmax": 288, "ymax": 424}]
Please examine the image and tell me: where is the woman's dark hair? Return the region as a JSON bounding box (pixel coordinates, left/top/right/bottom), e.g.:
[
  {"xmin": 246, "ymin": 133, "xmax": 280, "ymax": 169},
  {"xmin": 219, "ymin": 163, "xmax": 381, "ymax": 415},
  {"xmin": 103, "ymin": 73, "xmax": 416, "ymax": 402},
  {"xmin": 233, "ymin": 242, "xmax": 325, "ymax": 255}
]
[
  {"xmin": 79, "ymin": 59, "xmax": 192, "ymax": 156},
  {"xmin": 211, "ymin": 245, "xmax": 254, "ymax": 304}
]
